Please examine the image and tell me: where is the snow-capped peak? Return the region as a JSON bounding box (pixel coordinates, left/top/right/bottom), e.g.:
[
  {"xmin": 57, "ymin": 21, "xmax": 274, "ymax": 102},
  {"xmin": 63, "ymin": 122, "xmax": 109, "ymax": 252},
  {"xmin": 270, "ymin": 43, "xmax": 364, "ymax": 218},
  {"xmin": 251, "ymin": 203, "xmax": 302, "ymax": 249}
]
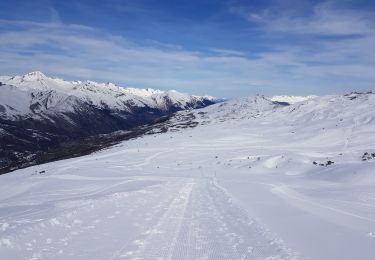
[{"xmin": 22, "ymin": 71, "xmax": 47, "ymax": 81}]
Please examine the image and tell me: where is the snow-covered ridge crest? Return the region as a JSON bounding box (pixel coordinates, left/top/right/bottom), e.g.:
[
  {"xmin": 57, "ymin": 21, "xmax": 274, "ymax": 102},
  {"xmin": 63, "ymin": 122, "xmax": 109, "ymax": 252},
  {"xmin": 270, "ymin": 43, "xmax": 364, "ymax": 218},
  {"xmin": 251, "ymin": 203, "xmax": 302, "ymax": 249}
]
[
  {"xmin": 0, "ymin": 71, "xmax": 214, "ymax": 99},
  {"xmin": 1, "ymin": 71, "xmax": 169, "ymax": 96},
  {"xmin": 0, "ymin": 71, "xmax": 215, "ymax": 119},
  {"xmin": 188, "ymin": 91, "xmax": 375, "ymax": 129}
]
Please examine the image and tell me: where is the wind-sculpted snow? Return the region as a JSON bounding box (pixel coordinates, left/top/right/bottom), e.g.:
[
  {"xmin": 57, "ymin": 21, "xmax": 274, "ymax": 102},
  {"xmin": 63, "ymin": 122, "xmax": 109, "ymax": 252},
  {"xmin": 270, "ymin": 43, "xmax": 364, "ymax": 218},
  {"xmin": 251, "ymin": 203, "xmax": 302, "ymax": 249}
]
[{"xmin": 1, "ymin": 91, "xmax": 375, "ymax": 259}]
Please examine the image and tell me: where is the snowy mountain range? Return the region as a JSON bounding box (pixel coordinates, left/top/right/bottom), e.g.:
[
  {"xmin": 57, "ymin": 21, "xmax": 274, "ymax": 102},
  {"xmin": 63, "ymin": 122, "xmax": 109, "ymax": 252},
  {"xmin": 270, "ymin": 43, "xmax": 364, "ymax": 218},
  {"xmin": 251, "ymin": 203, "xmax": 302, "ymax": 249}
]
[
  {"xmin": 0, "ymin": 72, "xmax": 215, "ymax": 173},
  {"xmin": 0, "ymin": 71, "xmax": 214, "ymax": 120}
]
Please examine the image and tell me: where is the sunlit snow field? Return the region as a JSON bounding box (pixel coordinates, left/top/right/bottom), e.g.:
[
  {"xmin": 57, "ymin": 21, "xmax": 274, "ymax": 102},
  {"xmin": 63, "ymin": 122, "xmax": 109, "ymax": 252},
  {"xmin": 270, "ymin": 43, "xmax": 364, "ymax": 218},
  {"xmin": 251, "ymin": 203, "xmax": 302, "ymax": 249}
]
[{"xmin": 1, "ymin": 93, "xmax": 375, "ymax": 259}]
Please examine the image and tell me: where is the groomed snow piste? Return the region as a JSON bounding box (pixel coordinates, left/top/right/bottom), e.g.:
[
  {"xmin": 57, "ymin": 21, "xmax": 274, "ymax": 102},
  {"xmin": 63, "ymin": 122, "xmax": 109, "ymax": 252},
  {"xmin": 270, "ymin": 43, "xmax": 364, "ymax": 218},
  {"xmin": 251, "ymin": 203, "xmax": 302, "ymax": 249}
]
[{"xmin": 1, "ymin": 92, "xmax": 375, "ymax": 259}]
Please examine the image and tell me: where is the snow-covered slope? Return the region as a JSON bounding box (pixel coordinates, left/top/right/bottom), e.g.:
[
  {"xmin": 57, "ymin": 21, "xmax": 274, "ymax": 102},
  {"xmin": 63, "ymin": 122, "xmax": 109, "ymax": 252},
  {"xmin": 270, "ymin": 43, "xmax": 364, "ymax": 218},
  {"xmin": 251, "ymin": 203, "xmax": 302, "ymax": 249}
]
[{"xmin": 1, "ymin": 91, "xmax": 375, "ymax": 259}]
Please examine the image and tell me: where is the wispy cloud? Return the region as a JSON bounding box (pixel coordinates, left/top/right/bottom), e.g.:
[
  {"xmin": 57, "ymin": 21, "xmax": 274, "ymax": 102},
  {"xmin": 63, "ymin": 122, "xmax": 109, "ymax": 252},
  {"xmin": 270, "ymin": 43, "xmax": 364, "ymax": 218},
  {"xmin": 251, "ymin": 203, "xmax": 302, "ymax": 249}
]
[
  {"xmin": 244, "ymin": 1, "xmax": 375, "ymax": 36},
  {"xmin": 227, "ymin": 1, "xmax": 375, "ymax": 87}
]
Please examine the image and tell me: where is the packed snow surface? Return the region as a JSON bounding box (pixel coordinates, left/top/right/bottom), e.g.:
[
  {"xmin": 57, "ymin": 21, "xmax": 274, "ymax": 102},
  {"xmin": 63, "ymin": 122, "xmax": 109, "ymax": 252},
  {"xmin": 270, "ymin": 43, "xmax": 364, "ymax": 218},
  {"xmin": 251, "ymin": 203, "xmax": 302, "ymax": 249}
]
[{"xmin": 1, "ymin": 92, "xmax": 375, "ymax": 259}]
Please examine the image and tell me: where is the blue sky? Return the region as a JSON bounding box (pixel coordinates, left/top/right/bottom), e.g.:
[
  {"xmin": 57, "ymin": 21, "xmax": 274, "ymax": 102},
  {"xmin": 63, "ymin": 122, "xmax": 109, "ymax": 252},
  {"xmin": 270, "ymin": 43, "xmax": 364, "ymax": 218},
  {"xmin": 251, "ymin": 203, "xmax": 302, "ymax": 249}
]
[{"xmin": 0, "ymin": 0, "xmax": 374, "ymax": 97}]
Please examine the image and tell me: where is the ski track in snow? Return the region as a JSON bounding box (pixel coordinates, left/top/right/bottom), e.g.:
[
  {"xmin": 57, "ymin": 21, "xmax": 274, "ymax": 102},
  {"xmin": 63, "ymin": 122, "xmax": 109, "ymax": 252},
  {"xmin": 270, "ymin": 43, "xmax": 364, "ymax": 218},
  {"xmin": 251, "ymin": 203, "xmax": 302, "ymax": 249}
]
[
  {"xmin": 0, "ymin": 176, "xmax": 294, "ymax": 260},
  {"xmin": 111, "ymin": 178, "xmax": 294, "ymax": 260}
]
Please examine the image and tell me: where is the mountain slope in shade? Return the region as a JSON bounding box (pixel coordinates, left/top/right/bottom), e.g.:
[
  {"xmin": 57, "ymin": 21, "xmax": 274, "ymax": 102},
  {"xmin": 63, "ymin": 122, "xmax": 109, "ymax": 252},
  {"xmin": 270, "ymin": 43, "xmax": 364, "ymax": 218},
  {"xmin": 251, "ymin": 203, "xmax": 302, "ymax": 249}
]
[{"xmin": 0, "ymin": 72, "xmax": 215, "ymax": 173}]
